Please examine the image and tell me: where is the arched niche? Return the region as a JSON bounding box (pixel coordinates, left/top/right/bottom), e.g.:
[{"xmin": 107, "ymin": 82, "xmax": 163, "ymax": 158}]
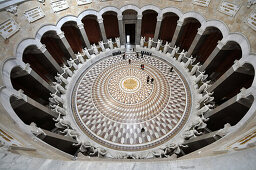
[
  {"xmin": 141, "ymin": 10, "xmax": 158, "ymax": 40},
  {"xmin": 102, "ymin": 11, "xmax": 120, "ymax": 40},
  {"xmin": 82, "ymin": 15, "xmax": 102, "ymax": 44},
  {"xmin": 159, "ymin": 12, "xmax": 179, "ymax": 42}
]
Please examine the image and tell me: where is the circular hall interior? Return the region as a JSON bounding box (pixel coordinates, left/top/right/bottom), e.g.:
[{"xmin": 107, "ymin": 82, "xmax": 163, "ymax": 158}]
[{"xmin": 0, "ymin": 0, "xmax": 256, "ymax": 169}]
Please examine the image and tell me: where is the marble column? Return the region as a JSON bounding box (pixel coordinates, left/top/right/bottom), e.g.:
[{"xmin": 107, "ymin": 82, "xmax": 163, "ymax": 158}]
[
  {"xmin": 135, "ymin": 14, "xmax": 142, "ymax": 45},
  {"xmin": 200, "ymin": 40, "xmax": 225, "ymax": 71},
  {"xmin": 118, "ymin": 15, "xmax": 125, "ymax": 45},
  {"xmin": 57, "ymin": 31, "xmax": 76, "ymax": 59},
  {"xmin": 25, "ymin": 65, "xmax": 55, "ymax": 93},
  {"xmin": 77, "ymin": 22, "xmax": 91, "ymax": 49},
  {"xmin": 153, "ymin": 16, "xmax": 162, "ymax": 42},
  {"xmin": 38, "ymin": 43, "xmax": 63, "ymax": 73},
  {"xmin": 170, "ymin": 20, "xmax": 183, "ymax": 47},
  {"xmin": 98, "ymin": 18, "xmax": 107, "ymax": 43},
  {"xmin": 187, "ymin": 27, "xmax": 205, "ymax": 57}
]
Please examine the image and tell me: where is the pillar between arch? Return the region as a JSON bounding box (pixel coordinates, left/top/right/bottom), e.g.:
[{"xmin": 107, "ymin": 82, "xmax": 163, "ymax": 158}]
[
  {"xmin": 118, "ymin": 15, "xmax": 125, "ymax": 45},
  {"xmin": 135, "ymin": 14, "xmax": 142, "ymax": 45},
  {"xmin": 57, "ymin": 31, "xmax": 76, "ymax": 59},
  {"xmin": 98, "ymin": 18, "xmax": 107, "ymax": 43},
  {"xmin": 170, "ymin": 20, "xmax": 183, "ymax": 47},
  {"xmin": 153, "ymin": 16, "xmax": 162, "ymax": 42},
  {"xmin": 187, "ymin": 27, "xmax": 205, "ymax": 57},
  {"xmin": 77, "ymin": 22, "xmax": 91, "ymax": 49}
]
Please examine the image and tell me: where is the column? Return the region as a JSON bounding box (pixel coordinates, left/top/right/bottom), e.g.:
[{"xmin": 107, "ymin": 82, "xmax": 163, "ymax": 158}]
[
  {"xmin": 25, "ymin": 65, "xmax": 55, "ymax": 93},
  {"xmin": 38, "ymin": 43, "xmax": 63, "ymax": 73},
  {"xmin": 98, "ymin": 18, "xmax": 107, "ymax": 42},
  {"xmin": 187, "ymin": 27, "xmax": 204, "ymax": 56},
  {"xmin": 200, "ymin": 40, "xmax": 225, "ymax": 71},
  {"xmin": 77, "ymin": 22, "xmax": 91, "ymax": 49},
  {"xmin": 57, "ymin": 31, "xmax": 76, "ymax": 59},
  {"xmin": 153, "ymin": 16, "xmax": 162, "ymax": 42},
  {"xmin": 170, "ymin": 20, "xmax": 183, "ymax": 47},
  {"xmin": 135, "ymin": 14, "xmax": 142, "ymax": 45},
  {"xmin": 118, "ymin": 15, "xmax": 125, "ymax": 45}
]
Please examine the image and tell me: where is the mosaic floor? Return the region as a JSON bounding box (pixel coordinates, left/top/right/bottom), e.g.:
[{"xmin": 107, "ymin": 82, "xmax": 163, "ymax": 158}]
[{"xmin": 72, "ymin": 53, "xmax": 191, "ymax": 151}]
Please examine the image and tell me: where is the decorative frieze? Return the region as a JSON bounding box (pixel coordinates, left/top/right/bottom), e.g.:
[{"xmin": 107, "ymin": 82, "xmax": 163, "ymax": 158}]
[
  {"xmin": 0, "ymin": 18, "xmax": 20, "ymax": 39},
  {"xmin": 24, "ymin": 7, "xmax": 45, "ymax": 23},
  {"xmin": 247, "ymin": 9, "xmax": 256, "ymax": 31},
  {"xmin": 192, "ymin": 0, "xmax": 211, "ymax": 7},
  {"xmin": 6, "ymin": 5, "xmax": 18, "ymax": 16},
  {"xmin": 50, "ymin": 0, "xmax": 69, "ymax": 13},
  {"xmin": 218, "ymin": 1, "xmax": 240, "ymax": 17},
  {"xmin": 76, "ymin": 0, "xmax": 92, "ymax": 6}
]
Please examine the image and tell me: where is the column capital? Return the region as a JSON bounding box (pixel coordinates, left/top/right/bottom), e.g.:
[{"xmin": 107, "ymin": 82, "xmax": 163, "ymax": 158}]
[
  {"xmin": 137, "ymin": 14, "xmax": 142, "ymax": 20},
  {"xmin": 98, "ymin": 18, "xmax": 104, "ymax": 23},
  {"xmin": 177, "ymin": 20, "xmax": 183, "ymax": 27},
  {"xmin": 197, "ymin": 27, "xmax": 205, "ymax": 35},
  {"xmin": 77, "ymin": 23, "xmax": 84, "ymax": 30},
  {"xmin": 57, "ymin": 31, "xmax": 65, "ymax": 39},
  {"xmin": 217, "ymin": 40, "xmax": 226, "ymax": 49},
  {"xmin": 157, "ymin": 16, "xmax": 162, "ymax": 22},
  {"xmin": 38, "ymin": 43, "xmax": 47, "ymax": 53},
  {"xmin": 117, "ymin": 15, "xmax": 123, "ymax": 20}
]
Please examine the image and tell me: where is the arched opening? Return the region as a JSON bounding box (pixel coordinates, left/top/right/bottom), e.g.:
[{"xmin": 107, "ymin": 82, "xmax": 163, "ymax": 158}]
[
  {"xmin": 122, "ymin": 9, "xmax": 137, "ymax": 44},
  {"xmin": 159, "ymin": 12, "xmax": 179, "ymax": 42},
  {"xmin": 141, "ymin": 10, "xmax": 157, "ymax": 40},
  {"xmin": 205, "ymin": 41, "xmax": 242, "ymax": 83},
  {"xmin": 207, "ymin": 95, "xmax": 254, "ymax": 131},
  {"xmin": 10, "ymin": 67, "xmax": 51, "ymax": 105},
  {"xmin": 102, "ymin": 11, "xmax": 120, "ymax": 40},
  {"xmin": 176, "ymin": 18, "xmax": 201, "ymax": 51},
  {"xmin": 22, "ymin": 45, "xmax": 57, "ymax": 83},
  {"xmin": 212, "ymin": 63, "xmax": 254, "ymax": 106},
  {"xmin": 41, "ymin": 31, "xmax": 71, "ymax": 65},
  {"xmin": 82, "ymin": 15, "xmax": 102, "ymax": 44},
  {"xmin": 10, "ymin": 96, "xmax": 55, "ymax": 130},
  {"xmin": 193, "ymin": 27, "xmax": 223, "ymax": 64},
  {"xmin": 61, "ymin": 21, "xmax": 85, "ymax": 53}
]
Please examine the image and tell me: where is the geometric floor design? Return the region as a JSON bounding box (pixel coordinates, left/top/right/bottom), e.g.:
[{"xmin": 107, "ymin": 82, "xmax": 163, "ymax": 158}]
[{"xmin": 72, "ymin": 53, "xmax": 191, "ymax": 151}]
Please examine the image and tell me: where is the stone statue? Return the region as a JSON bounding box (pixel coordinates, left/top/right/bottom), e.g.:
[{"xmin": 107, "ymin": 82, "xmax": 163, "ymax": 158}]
[
  {"xmin": 76, "ymin": 52, "xmax": 85, "ymax": 64},
  {"xmin": 108, "ymin": 39, "xmax": 113, "ymax": 50},
  {"xmin": 61, "ymin": 128, "xmax": 80, "ymax": 140},
  {"xmin": 89, "ymin": 147, "xmax": 107, "ymax": 158},
  {"xmin": 216, "ymin": 123, "xmax": 232, "ymax": 137},
  {"xmin": 163, "ymin": 42, "xmax": 169, "ymax": 54},
  {"xmin": 247, "ymin": 0, "xmax": 256, "ymax": 8},
  {"xmin": 183, "ymin": 128, "xmax": 202, "ymax": 139},
  {"xmin": 62, "ymin": 65, "xmax": 73, "ymax": 77},
  {"xmin": 198, "ymin": 80, "xmax": 211, "ymax": 93},
  {"xmin": 67, "ymin": 58, "xmax": 78, "ymax": 70},
  {"xmin": 156, "ymin": 39, "xmax": 162, "ymax": 51},
  {"xmin": 197, "ymin": 104, "xmax": 214, "ymax": 116},
  {"xmin": 140, "ymin": 37, "xmax": 145, "ymax": 47},
  {"xmin": 99, "ymin": 41, "xmax": 106, "ymax": 52},
  {"xmin": 191, "ymin": 116, "xmax": 209, "ymax": 130},
  {"xmin": 148, "ymin": 37, "xmax": 153, "ymax": 49},
  {"xmin": 152, "ymin": 148, "xmax": 165, "ymax": 158},
  {"xmin": 190, "ymin": 62, "xmax": 201, "ymax": 76},
  {"xmin": 56, "ymin": 73, "xmax": 68, "ymax": 85},
  {"xmin": 170, "ymin": 46, "xmax": 180, "ymax": 58},
  {"xmin": 29, "ymin": 122, "xmax": 46, "ymax": 136},
  {"xmin": 52, "ymin": 82, "xmax": 65, "ymax": 94},
  {"xmin": 82, "ymin": 47, "xmax": 91, "ymax": 59},
  {"xmin": 50, "ymin": 104, "xmax": 66, "ymax": 116},
  {"xmin": 184, "ymin": 56, "xmax": 196, "ymax": 69},
  {"xmin": 199, "ymin": 91, "xmax": 214, "ymax": 103},
  {"xmin": 54, "ymin": 115, "xmax": 71, "ymax": 129},
  {"xmin": 177, "ymin": 49, "xmax": 186, "ymax": 62},
  {"xmin": 194, "ymin": 71, "xmax": 208, "ymax": 84},
  {"xmin": 92, "ymin": 44, "xmax": 99, "ymax": 55},
  {"xmin": 50, "ymin": 93, "xmax": 64, "ymax": 104},
  {"xmin": 115, "ymin": 37, "xmax": 121, "ymax": 48},
  {"xmin": 166, "ymin": 143, "xmax": 188, "ymax": 155}
]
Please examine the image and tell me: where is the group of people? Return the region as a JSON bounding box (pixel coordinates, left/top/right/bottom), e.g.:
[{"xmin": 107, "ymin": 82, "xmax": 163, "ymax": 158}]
[
  {"xmin": 112, "ymin": 51, "xmax": 122, "ymax": 56},
  {"xmin": 141, "ymin": 51, "xmax": 152, "ymax": 56},
  {"xmin": 147, "ymin": 76, "xmax": 154, "ymax": 84}
]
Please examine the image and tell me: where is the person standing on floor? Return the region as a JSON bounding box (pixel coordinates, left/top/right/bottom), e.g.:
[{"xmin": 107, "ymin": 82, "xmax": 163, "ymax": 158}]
[{"xmin": 129, "ymin": 59, "xmax": 131, "ymax": 64}]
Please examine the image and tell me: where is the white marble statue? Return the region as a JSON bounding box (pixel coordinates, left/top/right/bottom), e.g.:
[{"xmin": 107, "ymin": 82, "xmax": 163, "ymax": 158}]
[
  {"xmin": 108, "ymin": 39, "xmax": 113, "ymax": 50},
  {"xmin": 170, "ymin": 46, "xmax": 180, "ymax": 58},
  {"xmin": 62, "ymin": 65, "xmax": 73, "ymax": 77},
  {"xmin": 194, "ymin": 71, "xmax": 208, "ymax": 84},
  {"xmin": 76, "ymin": 52, "xmax": 85, "ymax": 64},
  {"xmin": 199, "ymin": 91, "xmax": 214, "ymax": 103},
  {"xmin": 177, "ymin": 49, "xmax": 186, "ymax": 62},
  {"xmin": 183, "ymin": 128, "xmax": 202, "ymax": 139},
  {"xmin": 190, "ymin": 62, "xmax": 201, "ymax": 76},
  {"xmin": 197, "ymin": 104, "xmax": 214, "ymax": 116},
  {"xmin": 140, "ymin": 37, "xmax": 145, "ymax": 47},
  {"xmin": 89, "ymin": 147, "xmax": 107, "ymax": 158},
  {"xmin": 184, "ymin": 56, "xmax": 196, "ymax": 69},
  {"xmin": 191, "ymin": 116, "xmax": 208, "ymax": 130},
  {"xmin": 50, "ymin": 104, "xmax": 66, "ymax": 116},
  {"xmin": 92, "ymin": 44, "xmax": 99, "ymax": 55},
  {"xmin": 67, "ymin": 58, "xmax": 78, "ymax": 70},
  {"xmin": 50, "ymin": 93, "xmax": 64, "ymax": 104},
  {"xmin": 163, "ymin": 42, "xmax": 169, "ymax": 54},
  {"xmin": 99, "ymin": 41, "xmax": 106, "ymax": 52},
  {"xmin": 216, "ymin": 123, "xmax": 232, "ymax": 137},
  {"xmin": 115, "ymin": 37, "xmax": 121, "ymax": 48},
  {"xmin": 52, "ymin": 82, "xmax": 66, "ymax": 94},
  {"xmin": 82, "ymin": 47, "xmax": 91, "ymax": 59},
  {"xmin": 61, "ymin": 128, "xmax": 80, "ymax": 140},
  {"xmin": 166, "ymin": 143, "xmax": 188, "ymax": 155},
  {"xmin": 198, "ymin": 80, "xmax": 211, "ymax": 93},
  {"xmin": 53, "ymin": 115, "xmax": 71, "ymax": 129},
  {"xmin": 156, "ymin": 39, "xmax": 162, "ymax": 51},
  {"xmin": 55, "ymin": 73, "xmax": 68, "ymax": 85},
  {"xmin": 29, "ymin": 122, "xmax": 46, "ymax": 136},
  {"xmin": 148, "ymin": 37, "xmax": 153, "ymax": 49},
  {"xmin": 152, "ymin": 148, "xmax": 165, "ymax": 158}
]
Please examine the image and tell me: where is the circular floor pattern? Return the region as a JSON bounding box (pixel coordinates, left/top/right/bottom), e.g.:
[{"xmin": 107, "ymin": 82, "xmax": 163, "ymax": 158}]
[{"xmin": 72, "ymin": 54, "xmax": 191, "ymax": 151}]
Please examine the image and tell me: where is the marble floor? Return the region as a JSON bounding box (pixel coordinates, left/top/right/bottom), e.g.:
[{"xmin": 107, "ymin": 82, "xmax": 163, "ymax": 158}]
[{"xmin": 71, "ymin": 53, "xmax": 191, "ymax": 151}]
